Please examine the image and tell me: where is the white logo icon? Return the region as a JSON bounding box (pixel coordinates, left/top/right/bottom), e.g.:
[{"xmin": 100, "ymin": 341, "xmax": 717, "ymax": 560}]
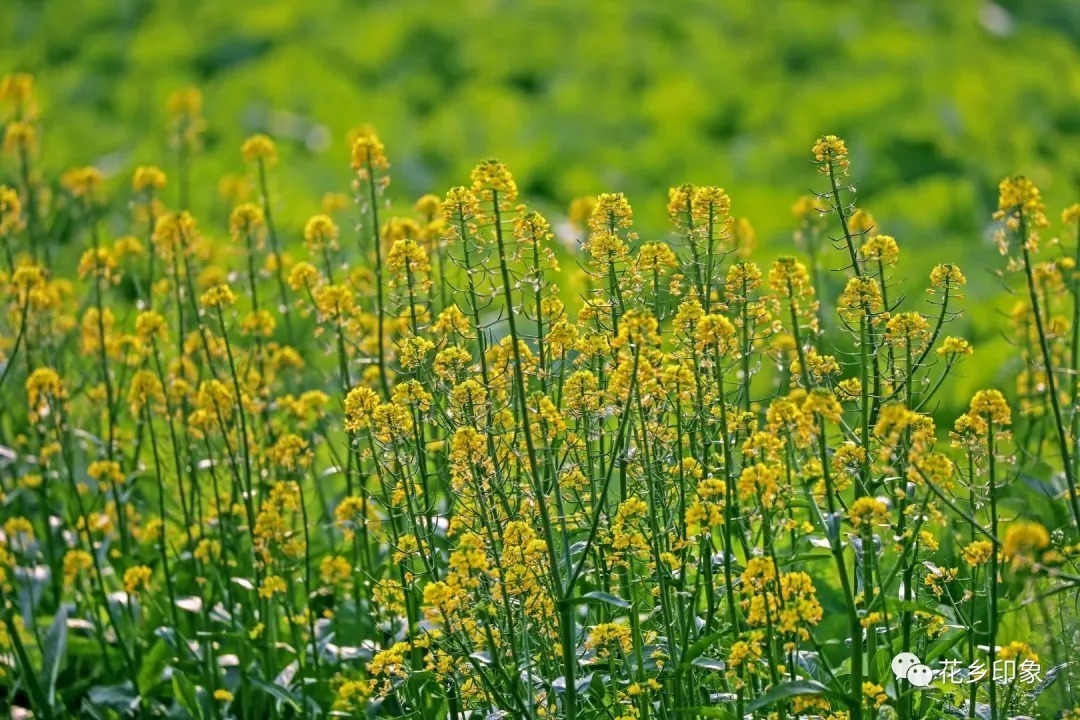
[{"xmin": 891, "ymin": 652, "xmax": 934, "ymax": 688}]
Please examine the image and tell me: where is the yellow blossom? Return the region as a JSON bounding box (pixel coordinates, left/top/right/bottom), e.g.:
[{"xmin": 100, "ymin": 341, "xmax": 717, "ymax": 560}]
[{"xmin": 241, "ymin": 134, "xmax": 278, "ymax": 165}]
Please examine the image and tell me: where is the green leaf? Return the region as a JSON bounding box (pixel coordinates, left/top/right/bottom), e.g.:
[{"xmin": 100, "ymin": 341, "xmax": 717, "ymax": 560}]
[
  {"xmin": 171, "ymin": 672, "xmax": 205, "ymax": 720},
  {"xmin": 39, "ymin": 606, "xmax": 68, "ymax": 709},
  {"xmin": 871, "ymin": 647, "xmax": 892, "ymax": 684},
  {"xmin": 676, "ymin": 630, "xmax": 727, "ymax": 673},
  {"xmin": 691, "ymin": 656, "xmax": 726, "ymax": 672},
  {"xmin": 251, "ymin": 677, "xmax": 301, "ymax": 712},
  {"xmin": 136, "ymin": 638, "xmax": 172, "ymax": 695},
  {"xmin": 87, "ymin": 681, "xmax": 139, "ymax": 713},
  {"xmin": 580, "ymin": 591, "xmax": 631, "ymax": 609},
  {"xmin": 745, "ymin": 679, "xmax": 848, "ymax": 712}
]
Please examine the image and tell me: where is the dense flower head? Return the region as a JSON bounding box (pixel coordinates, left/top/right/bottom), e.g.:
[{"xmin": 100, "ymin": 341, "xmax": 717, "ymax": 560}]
[
  {"xmin": 312, "ymin": 284, "xmax": 355, "ymax": 318},
  {"xmin": 166, "ymin": 86, "xmax": 202, "ymax": 118},
  {"xmin": 568, "ymin": 195, "xmax": 597, "ymax": 229},
  {"xmin": 725, "ymin": 261, "xmax": 763, "ymax": 301},
  {"xmin": 588, "ymin": 192, "xmax": 634, "ymax": 233},
  {"xmin": 397, "ymin": 336, "xmax": 434, "ymax": 370},
  {"xmin": 77, "ymin": 248, "xmax": 117, "ymax": 282},
  {"xmin": 738, "ymin": 463, "xmax": 782, "ymax": 508},
  {"xmin": 849, "ymin": 497, "xmax": 889, "ymax": 527},
  {"xmin": 792, "ymin": 194, "xmax": 828, "ymax": 222},
  {"xmin": 837, "ymin": 276, "xmax": 883, "ymax": 320},
  {"xmin": 166, "ymin": 87, "xmax": 205, "ymax": 149},
  {"xmin": 671, "ymin": 290, "xmax": 705, "ymax": 335},
  {"xmin": 884, "ymin": 312, "xmax": 929, "ymax": 347},
  {"xmin": 636, "ymin": 241, "xmax": 678, "ymax": 272},
  {"xmin": 123, "ymin": 565, "xmax": 153, "ymax": 595},
  {"xmin": 812, "ymin": 134, "xmax": 849, "ymax": 175},
  {"xmin": 241, "ymin": 309, "xmax": 276, "ymax": 337},
  {"xmin": 414, "ymin": 193, "xmax": 442, "ymax": 219},
  {"xmin": 128, "ymin": 370, "xmax": 165, "ymax": 416},
  {"xmin": 995, "ymin": 175, "xmax": 1048, "ymax": 229},
  {"xmin": 62, "ymin": 550, "xmax": 93, "ymax": 586},
  {"xmin": 0, "ymin": 72, "xmax": 36, "ymax": 116},
  {"xmin": 968, "ymin": 389, "xmax": 1011, "ymax": 426},
  {"xmin": 469, "ymin": 159, "xmax": 518, "ymax": 203},
  {"xmin": 0, "ymin": 185, "xmax": 23, "ymax": 235},
  {"xmin": 432, "ymin": 346, "xmax": 472, "ymax": 382},
  {"xmin": 584, "ymin": 229, "xmax": 629, "ymax": 265},
  {"xmin": 803, "ymin": 388, "xmax": 842, "ymax": 424},
  {"xmin": 668, "ymin": 183, "xmax": 734, "ymax": 235},
  {"xmin": 10, "ymin": 263, "xmax": 46, "ymax": 292},
  {"xmin": 586, "ymin": 623, "xmax": 633, "ymax": 657},
  {"xmin": 692, "ymin": 186, "xmax": 732, "ymax": 223},
  {"xmin": 962, "ymin": 540, "xmax": 994, "ymax": 566},
  {"xmin": 383, "ymin": 216, "xmax": 420, "ymax": 242},
  {"xmin": 938, "ymin": 336, "xmax": 973, "ymax": 357},
  {"xmin": 767, "ymin": 256, "xmax": 813, "ymax": 298},
  {"xmin": 199, "ymin": 283, "xmax": 237, "ymax": 309},
  {"xmin": 848, "ymin": 208, "xmax": 876, "ymax": 235},
  {"xmin": 229, "ymin": 202, "xmax": 265, "ymax": 241},
  {"xmin": 152, "ymin": 211, "xmax": 198, "ymax": 256},
  {"xmin": 344, "ymin": 386, "xmax": 380, "ymax": 431},
  {"xmin": 1064, "ymin": 203, "xmax": 1080, "ymax": 226},
  {"xmin": 386, "ymin": 238, "xmax": 431, "ymax": 277},
  {"xmin": 513, "ymin": 209, "xmax": 553, "ymax": 249},
  {"xmin": 241, "ymin": 133, "xmax": 278, "ymax": 165},
  {"xmin": 3, "ymin": 121, "xmax": 35, "ymax": 156},
  {"xmin": 929, "ymin": 262, "xmax": 966, "ymax": 290},
  {"xmin": 694, "ymin": 313, "xmax": 736, "ymax": 355},
  {"xmin": 61, "ymin": 166, "xmax": 104, "ymax": 201},
  {"xmin": 1002, "ymin": 520, "xmax": 1050, "ymax": 568},
  {"xmin": 132, "ymin": 165, "xmax": 167, "ymax": 193},
  {"xmin": 667, "ymin": 183, "xmax": 695, "ymax": 224},
  {"xmin": 351, "ymin": 128, "xmax": 389, "ymax": 175},
  {"xmin": 26, "ymin": 367, "xmax": 66, "ymax": 413},
  {"xmin": 304, "ymin": 214, "xmax": 340, "ymax": 253},
  {"xmin": 441, "ymin": 186, "xmax": 483, "ymax": 228},
  {"xmin": 860, "ymin": 234, "xmax": 899, "ymax": 266},
  {"xmin": 288, "ymin": 261, "xmax": 320, "ymax": 290}
]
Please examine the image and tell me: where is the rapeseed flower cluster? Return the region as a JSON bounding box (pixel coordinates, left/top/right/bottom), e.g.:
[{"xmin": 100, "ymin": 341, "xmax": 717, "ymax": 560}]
[{"xmin": 0, "ymin": 73, "xmax": 1077, "ymax": 720}]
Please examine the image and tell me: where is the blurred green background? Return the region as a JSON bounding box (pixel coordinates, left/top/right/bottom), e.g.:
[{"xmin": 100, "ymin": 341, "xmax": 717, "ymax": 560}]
[{"xmin": 4, "ymin": 0, "xmax": 1080, "ymax": 405}]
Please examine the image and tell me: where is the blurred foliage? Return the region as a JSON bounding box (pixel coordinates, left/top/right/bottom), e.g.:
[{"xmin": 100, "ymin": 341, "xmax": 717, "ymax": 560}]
[{"xmin": 3, "ymin": 0, "xmax": 1080, "ymax": 412}]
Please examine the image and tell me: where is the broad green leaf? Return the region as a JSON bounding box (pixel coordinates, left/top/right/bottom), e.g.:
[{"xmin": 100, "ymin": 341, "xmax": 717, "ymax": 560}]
[
  {"xmin": 251, "ymin": 677, "xmax": 301, "ymax": 712},
  {"xmin": 87, "ymin": 682, "xmax": 139, "ymax": 713},
  {"xmin": 677, "ymin": 630, "xmax": 727, "ymax": 672},
  {"xmin": 136, "ymin": 638, "xmax": 172, "ymax": 695},
  {"xmin": 691, "ymin": 656, "xmax": 726, "ymax": 672},
  {"xmin": 171, "ymin": 672, "xmax": 205, "ymax": 720},
  {"xmin": 40, "ymin": 606, "xmax": 68, "ymax": 708}
]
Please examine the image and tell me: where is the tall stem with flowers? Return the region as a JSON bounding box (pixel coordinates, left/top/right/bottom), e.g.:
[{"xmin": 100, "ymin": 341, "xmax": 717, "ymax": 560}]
[{"xmin": 1, "ymin": 73, "xmax": 1079, "ymax": 719}]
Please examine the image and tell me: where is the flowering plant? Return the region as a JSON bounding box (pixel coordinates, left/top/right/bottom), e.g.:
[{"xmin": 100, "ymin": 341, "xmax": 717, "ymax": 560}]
[{"xmin": 1, "ymin": 77, "xmax": 1079, "ymax": 719}]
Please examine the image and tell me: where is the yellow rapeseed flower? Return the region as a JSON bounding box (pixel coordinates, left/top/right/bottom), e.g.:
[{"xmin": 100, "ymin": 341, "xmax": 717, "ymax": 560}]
[{"xmin": 241, "ymin": 134, "xmax": 278, "ymax": 165}]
